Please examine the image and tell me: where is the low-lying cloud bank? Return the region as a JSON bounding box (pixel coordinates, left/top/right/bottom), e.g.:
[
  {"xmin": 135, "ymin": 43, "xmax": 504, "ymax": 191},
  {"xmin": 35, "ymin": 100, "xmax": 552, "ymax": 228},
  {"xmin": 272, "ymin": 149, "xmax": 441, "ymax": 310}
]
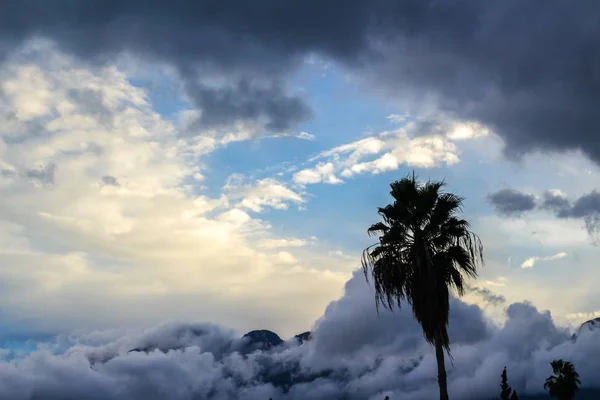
[{"xmin": 2, "ymin": 271, "xmax": 599, "ymax": 400}]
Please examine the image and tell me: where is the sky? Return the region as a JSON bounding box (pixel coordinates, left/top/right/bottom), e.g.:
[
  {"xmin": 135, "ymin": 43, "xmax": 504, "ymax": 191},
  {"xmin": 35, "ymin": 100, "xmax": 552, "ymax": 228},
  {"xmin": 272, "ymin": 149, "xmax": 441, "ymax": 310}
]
[{"xmin": 1, "ymin": 1, "xmax": 600, "ymax": 399}]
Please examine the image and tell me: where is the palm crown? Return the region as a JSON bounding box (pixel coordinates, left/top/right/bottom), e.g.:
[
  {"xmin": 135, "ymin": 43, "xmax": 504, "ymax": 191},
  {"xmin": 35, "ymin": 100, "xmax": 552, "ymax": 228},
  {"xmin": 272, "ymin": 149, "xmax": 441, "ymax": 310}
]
[{"xmin": 544, "ymin": 359, "xmax": 581, "ymax": 400}]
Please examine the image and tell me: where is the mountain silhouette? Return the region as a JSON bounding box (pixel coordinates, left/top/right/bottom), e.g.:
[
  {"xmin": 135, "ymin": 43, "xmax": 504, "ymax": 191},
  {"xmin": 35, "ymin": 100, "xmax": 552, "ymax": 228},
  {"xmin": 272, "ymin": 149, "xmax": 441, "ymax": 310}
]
[
  {"xmin": 293, "ymin": 331, "xmax": 312, "ymax": 344},
  {"xmin": 240, "ymin": 329, "xmax": 284, "ymax": 352},
  {"xmin": 571, "ymin": 317, "xmax": 600, "ymax": 341}
]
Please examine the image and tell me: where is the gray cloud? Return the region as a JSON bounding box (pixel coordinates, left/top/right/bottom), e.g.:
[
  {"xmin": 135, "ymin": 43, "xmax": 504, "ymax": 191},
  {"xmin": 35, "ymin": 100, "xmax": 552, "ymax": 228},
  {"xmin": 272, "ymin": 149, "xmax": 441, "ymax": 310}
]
[
  {"xmin": 0, "ymin": 168, "xmax": 17, "ymax": 178},
  {"xmin": 185, "ymin": 78, "xmax": 312, "ymax": 133},
  {"xmin": 571, "ymin": 191, "xmax": 600, "ymax": 219},
  {"xmin": 540, "ymin": 190, "xmax": 572, "ymax": 217},
  {"xmin": 101, "ymin": 175, "xmax": 120, "ymax": 187},
  {"xmin": 571, "ymin": 192, "xmax": 600, "ymax": 238},
  {"xmin": 68, "ymin": 88, "xmax": 114, "ymax": 126},
  {"xmin": 2, "ymin": 270, "xmax": 600, "ymax": 400},
  {"xmin": 25, "ymin": 163, "xmax": 56, "ymax": 186},
  {"xmin": 543, "ymin": 190, "xmax": 600, "ymax": 238},
  {"xmin": 0, "ymin": 1, "xmax": 599, "ymax": 158},
  {"xmin": 467, "ymin": 285, "xmax": 506, "ymax": 306},
  {"xmin": 491, "ymin": 188, "xmax": 600, "ymax": 239},
  {"xmin": 487, "ymin": 188, "xmax": 537, "ymax": 216},
  {"xmin": 0, "ymin": 164, "xmax": 57, "ymax": 186}
]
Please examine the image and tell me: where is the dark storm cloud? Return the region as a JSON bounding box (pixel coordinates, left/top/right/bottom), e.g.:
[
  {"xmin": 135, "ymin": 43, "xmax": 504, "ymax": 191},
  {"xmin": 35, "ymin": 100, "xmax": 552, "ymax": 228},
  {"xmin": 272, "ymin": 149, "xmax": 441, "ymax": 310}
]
[
  {"xmin": 572, "ymin": 192, "xmax": 600, "ymax": 238},
  {"xmin": 542, "ymin": 190, "xmax": 600, "ymax": 237},
  {"xmin": 540, "ymin": 190, "xmax": 572, "ymax": 217},
  {"xmin": 0, "ymin": 0, "xmax": 357, "ymax": 134},
  {"xmin": 356, "ymin": 1, "xmax": 600, "ymax": 164},
  {"xmin": 185, "ymin": 78, "xmax": 312, "ymax": 132},
  {"xmin": 570, "ymin": 191, "xmax": 600, "ymax": 216},
  {"xmin": 487, "ymin": 188, "xmax": 537, "ymax": 216},
  {"xmin": 2, "ymin": 270, "xmax": 600, "ymax": 400},
  {"xmin": 1, "ymin": 1, "xmax": 600, "ymax": 158},
  {"xmin": 490, "ymin": 188, "xmax": 600, "ymax": 239}
]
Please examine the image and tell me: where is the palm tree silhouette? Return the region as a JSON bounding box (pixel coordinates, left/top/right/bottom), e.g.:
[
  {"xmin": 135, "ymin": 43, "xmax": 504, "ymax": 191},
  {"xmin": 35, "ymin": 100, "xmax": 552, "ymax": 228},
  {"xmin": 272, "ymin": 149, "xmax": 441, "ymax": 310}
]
[
  {"xmin": 544, "ymin": 359, "xmax": 581, "ymax": 400},
  {"xmin": 362, "ymin": 173, "xmax": 483, "ymax": 400}
]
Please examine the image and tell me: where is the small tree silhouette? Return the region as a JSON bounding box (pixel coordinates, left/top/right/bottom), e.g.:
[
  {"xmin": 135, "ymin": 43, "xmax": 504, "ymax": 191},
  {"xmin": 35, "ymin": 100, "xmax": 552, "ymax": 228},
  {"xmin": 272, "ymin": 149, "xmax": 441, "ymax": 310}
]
[
  {"xmin": 510, "ymin": 390, "xmax": 519, "ymax": 400},
  {"xmin": 543, "ymin": 359, "xmax": 581, "ymax": 400},
  {"xmin": 501, "ymin": 366, "xmax": 513, "ymax": 400}
]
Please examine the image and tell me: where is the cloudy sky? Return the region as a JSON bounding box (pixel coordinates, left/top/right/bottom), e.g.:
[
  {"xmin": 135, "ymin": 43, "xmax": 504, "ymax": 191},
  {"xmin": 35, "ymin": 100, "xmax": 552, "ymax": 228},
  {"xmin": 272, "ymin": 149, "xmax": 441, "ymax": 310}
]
[{"xmin": 1, "ymin": 1, "xmax": 600, "ymax": 398}]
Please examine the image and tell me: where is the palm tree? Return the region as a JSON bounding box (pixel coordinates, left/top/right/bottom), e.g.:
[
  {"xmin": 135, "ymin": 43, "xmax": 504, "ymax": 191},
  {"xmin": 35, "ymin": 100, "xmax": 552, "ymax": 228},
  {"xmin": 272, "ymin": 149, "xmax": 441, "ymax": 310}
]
[
  {"xmin": 361, "ymin": 174, "xmax": 483, "ymax": 400},
  {"xmin": 544, "ymin": 359, "xmax": 581, "ymax": 400}
]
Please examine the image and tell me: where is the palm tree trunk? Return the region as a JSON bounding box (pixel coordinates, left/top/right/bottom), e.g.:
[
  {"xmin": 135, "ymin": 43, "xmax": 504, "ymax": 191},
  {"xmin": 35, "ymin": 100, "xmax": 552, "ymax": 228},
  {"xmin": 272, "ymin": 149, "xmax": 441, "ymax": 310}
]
[{"xmin": 435, "ymin": 335, "xmax": 449, "ymax": 400}]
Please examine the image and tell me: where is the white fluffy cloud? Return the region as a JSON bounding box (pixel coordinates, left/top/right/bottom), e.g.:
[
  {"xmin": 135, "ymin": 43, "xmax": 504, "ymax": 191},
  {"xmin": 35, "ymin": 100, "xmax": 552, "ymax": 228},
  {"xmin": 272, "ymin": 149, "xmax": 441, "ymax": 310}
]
[
  {"xmin": 293, "ymin": 162, "xmax": 342, "ymax": 185},
  {"xmin": 296, "ymin": 131, "xmax": 315, "ymax": 140},
  {"xmin": 258, "ymin": 238, "xmax": 308, "ymax": 249},
  {"xmin": 521, "ymin": 252, "xmax": 568, "ymax": 269},
  {"xmin": 224, "ymin": 174, "xmax": 305, "ymax": 212},
  {"xmin": 293, "ymin": 118, "xmax": 488, "ymax": 186},
  {"xmin": 0, "ymin": 44, "xmax": 349, "ymax": 338}
]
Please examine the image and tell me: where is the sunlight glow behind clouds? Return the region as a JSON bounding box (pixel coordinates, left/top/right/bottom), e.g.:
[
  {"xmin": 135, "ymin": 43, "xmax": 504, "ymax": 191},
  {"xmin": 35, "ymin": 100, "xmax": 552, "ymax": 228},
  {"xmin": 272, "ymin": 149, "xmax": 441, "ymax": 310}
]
[{"xmin": 0, "ymin": 45, "xmax": 348, "ymax": 337}]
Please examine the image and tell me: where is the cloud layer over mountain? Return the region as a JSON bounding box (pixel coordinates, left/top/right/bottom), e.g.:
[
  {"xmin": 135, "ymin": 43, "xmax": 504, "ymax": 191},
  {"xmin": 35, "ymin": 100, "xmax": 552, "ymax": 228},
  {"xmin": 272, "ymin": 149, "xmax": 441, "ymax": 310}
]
[
  {"xmin": 2, "ymin": 0, "xmax": 600, "ymax": 162},
  {"xmin": 2, "ymin": 270, "xmax": 599, "ymax": 400}
]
